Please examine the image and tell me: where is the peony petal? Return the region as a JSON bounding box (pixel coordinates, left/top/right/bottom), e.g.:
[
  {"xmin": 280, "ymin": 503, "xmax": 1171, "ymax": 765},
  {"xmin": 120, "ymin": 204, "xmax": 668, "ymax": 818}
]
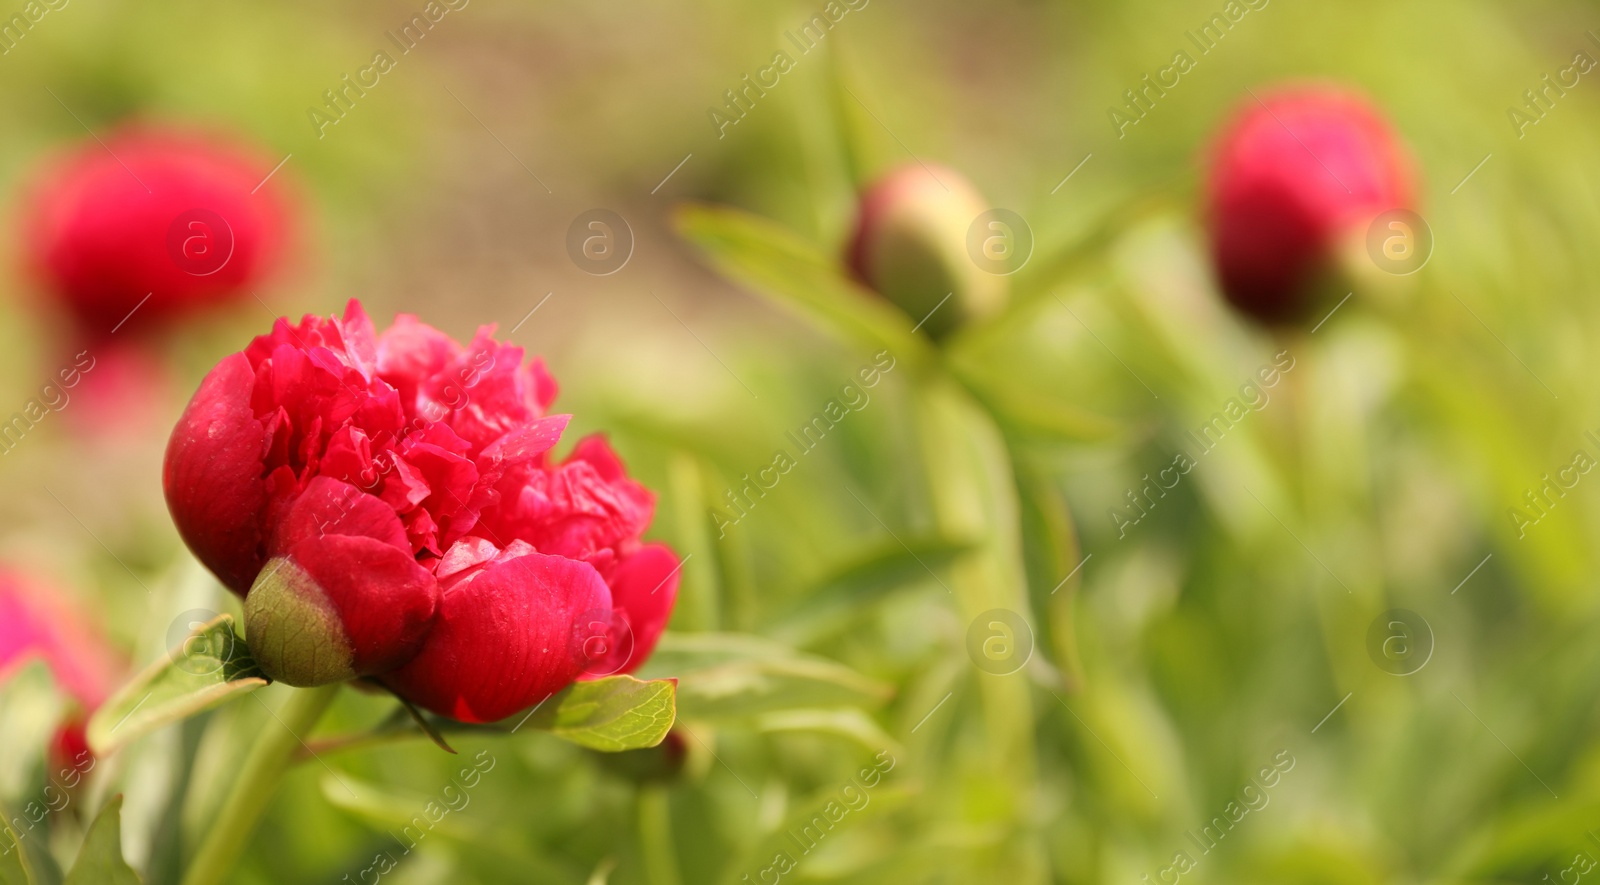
[
  {"xmin": 272, "ymin": 476, "xmax": 408, "ymax": 556},
  {"xmin": 402, "ymin": 507, "xmax": 442, "ymax": 558},
  {"xmin": 437, "ymin": 339, "xmax": 543, "ymax": 448},
  {"xmin": 581, "ymin": 544, "xmax": 680, "ymax": 678},
  {"xmin": 434, "ymin": 536, "xmax": 501, "ymax": 582},
  {"xmin": 488, "ymin": 449, "xmax": 654, "ymax": 564},
  {"xmin": 378, "ymin": 453, "xmax": 432, "ymax": 514},
  {"xmin": 480, "ymin": 414, "xmax": 570, "ymax": 464},
  {"xmin": 566, "ymin": 434, "xmax": 627, "ymax": 481},
  {"xmin": 401, "ymin": 439, "xmax": 482, "ymax": 549},
  {"xmin": 318, "ymin": 425, "xmax": 376, "ymax": 490},
  {"xmin": 282, "ymin": 534, "xmax": 439, "ymax": 675},
  {"xmin": 336, "ymin": 299, "xmax": 378, "ymax": 379},
  {"xmin": 163, "ymin": 353, "xmax": 267, "ymax": 595},
  {"xmin": 526, "ymin": 357, "xmax": 558, "ymax": 411},
  {"xmin": 376, "ymin": 314, "xmax": 463, "ymax": 416},
  {"xmin": 382, "ymin": 552, "xmax": 611, "ymax": 723}
]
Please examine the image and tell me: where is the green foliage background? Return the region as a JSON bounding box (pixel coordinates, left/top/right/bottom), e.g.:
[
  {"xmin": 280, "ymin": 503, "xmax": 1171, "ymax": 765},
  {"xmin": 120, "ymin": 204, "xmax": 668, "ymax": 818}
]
[{"xmin": 0, "ymin": 0, "xmax": 1598, "ymax": 883}]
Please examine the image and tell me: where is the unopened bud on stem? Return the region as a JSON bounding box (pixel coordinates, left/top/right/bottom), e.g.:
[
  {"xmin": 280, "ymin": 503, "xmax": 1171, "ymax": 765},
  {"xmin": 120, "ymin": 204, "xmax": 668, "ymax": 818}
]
[{"xmin": 846, "ymin": 163, "xmax": 1009, "ymax": 338}]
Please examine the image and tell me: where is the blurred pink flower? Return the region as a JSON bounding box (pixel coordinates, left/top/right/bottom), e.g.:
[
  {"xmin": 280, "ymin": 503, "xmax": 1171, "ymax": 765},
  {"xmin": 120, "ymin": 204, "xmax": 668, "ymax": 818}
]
[
  {"xmin": 1205, "ymin": 85, "xmax": 1416, "ymax": 322},
  {"xmin": 0, "ymin": 569, "xmax": 123, "ymax": 769}
]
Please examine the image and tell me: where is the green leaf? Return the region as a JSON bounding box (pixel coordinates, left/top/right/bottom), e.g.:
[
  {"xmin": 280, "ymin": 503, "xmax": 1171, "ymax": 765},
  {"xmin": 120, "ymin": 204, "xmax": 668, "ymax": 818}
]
[
  {"xmin": 1012, "ymin": 452, "xmax": 1086, "ymax": 692},
  {"xmin": 910, "ymin": 379, "xmax": 1051, "ymax": 845},
  {"xmin": 753, "ymin": 708, "xmax": 901, "ymax": 758},
  {"xmin": 995, "ymin": 190, "xmax": 1173, "ymax": 320},
  {"xmin": 1447, "ymin": 796, "xmax": 1600, "ymax": 881},
  {"xmin": 666, "ymin": 450, "xmax": 725, "ymax": 633},
  {"xmin": 952, "ymin": 366, "xmax": 1129, "ymax": 444},
  {"xmin": 317, "ymin": 775, "xmax": 574, "ymax": 881},
  {"xmin": 519, "ymin": 676, "xmax": 677, "ymax": 752},
  {"xmin": 87, "ymin": 615, "xmax": 268, "ymax": 756},
  {"xmin": 673, "ymin": 203, "xmax": 938, "ymax": 375},
  {"xmin": 722, "ymin": 782, "xmax": 914, "ymax": 885},
  {"xmin": 641, "ymin": 633, "xmax": 892, "ymax": 721},
  {"xmin": 0, "ymin": 801, "xmax": 36, "ymax": 885},
  {"xmin": 768, "ymin": 536, "xmax": 976, "ymax": 645},
  {"xmin": 318, "ymin": 776, "xmax": 486, "ymax": 844},
  {"xmin": 64, "ymin": 796, "xmax": 139, "ymax": 885},
  {"xmin": 0, "ymin": 663, "xmax": 64, "ymax": 800}
]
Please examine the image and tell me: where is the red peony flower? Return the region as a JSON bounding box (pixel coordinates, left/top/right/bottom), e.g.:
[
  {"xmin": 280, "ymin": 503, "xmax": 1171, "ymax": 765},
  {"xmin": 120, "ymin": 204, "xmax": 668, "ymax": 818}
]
[
  {"xmin": 22, "ymin": 125, "xmax": 293, "ymax": 338},
  {"xmin": 1204, "ymin": 86, "xmax": 1416, "ymax": 322},
  {"xmin": 845, "ymin": 163, "xmax": 1007, "ymax": 338},
  {"xmin": 0, "ymin": 569, "xmax": 123, "ymax": 770},
  {"xmin": 163, "ymin": 301, "xmax": 680, "ymax": 723}
]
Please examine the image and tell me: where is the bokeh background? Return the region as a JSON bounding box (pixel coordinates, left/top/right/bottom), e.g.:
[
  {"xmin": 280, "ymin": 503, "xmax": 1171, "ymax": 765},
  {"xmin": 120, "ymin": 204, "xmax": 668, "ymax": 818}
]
[{"xmin": 1, "ymin": 0, "xmax": 1599, "ymax": 882}]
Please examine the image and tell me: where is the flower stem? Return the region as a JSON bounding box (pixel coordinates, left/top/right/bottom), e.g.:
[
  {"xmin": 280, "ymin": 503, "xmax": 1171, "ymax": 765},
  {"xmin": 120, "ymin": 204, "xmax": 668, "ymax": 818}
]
[
  {"xmin": 181, "ymin": 683, "xmax": 341, "ymax": 885},
  {"xmin": 638, "ymin": 785, "xmax": 682, "ymax": 885},
  {"xmin": 911, "ymin": 378, "xmax": 1050, "ymax": 883}
]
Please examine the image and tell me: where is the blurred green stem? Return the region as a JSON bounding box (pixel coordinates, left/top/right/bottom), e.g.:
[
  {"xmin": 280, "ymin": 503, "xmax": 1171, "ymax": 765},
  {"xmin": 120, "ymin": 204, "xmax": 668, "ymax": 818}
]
[
  {"xmin": 180, "ymin": 683, "xmax": 340, "ymax": 885},
  {"xmin": 912, "ymin": 379, "xmax": 1048, "ymax": 882},
  {"xmin": 638, "ymin": 786, "xmax": 682, "ymax": 885},
  {"xmin": 1011, "ymin": 450, "xmax": 1087, "ymax": 693},
  {"xmin": 668, "ymin": 451, "xmax": 721, "ymax": 632}
]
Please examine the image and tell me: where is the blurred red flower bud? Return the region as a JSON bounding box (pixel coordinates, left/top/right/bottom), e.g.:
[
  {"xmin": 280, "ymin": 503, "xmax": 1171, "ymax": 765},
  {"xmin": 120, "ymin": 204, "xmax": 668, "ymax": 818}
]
[
  {"xmin": 22, "ymin": 125, "xmax": 294, "ymax": 339},
  {"xmin": 846, "ymin": 163, "xmax": 1007, "ymax": 338},
  {"xmin": 163, "ymin": 301, "xmax": 680, "ymax": 722},
  {"xmin": 51, "ymin": 713, "xmax": 94, "ymax": 777},
  {"xmin": 1204, "ymin": 86, "xmax": 1416, "ymax": 322}
]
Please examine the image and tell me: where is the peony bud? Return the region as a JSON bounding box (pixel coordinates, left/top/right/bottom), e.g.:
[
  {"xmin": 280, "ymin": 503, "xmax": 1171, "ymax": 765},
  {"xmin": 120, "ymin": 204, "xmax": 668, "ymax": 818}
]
[
  {"xmin": 22, "ymin": 125, "xmax": 294, "ymax": 339},
  {"xmin": 846, "ymin": 163, "xmax": 1007, "ymax": 338},
  {"xmin": 164, "ymin": 301, "xmax": 681, "ymax": 720},
  {"xmin": 1204, "ymin": 86, "xmax": 1416, "ymax": 323},
  {"xmin": 243, "ymin": 536, "xmax": 439, "ymax": 687}
]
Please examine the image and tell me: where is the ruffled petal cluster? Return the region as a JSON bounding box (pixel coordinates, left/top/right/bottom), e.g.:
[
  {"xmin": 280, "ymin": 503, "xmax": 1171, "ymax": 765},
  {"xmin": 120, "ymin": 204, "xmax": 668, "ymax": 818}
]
[{"xmin": 164, "ymin": 301, "xmax": 679, "ymax": 722}]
